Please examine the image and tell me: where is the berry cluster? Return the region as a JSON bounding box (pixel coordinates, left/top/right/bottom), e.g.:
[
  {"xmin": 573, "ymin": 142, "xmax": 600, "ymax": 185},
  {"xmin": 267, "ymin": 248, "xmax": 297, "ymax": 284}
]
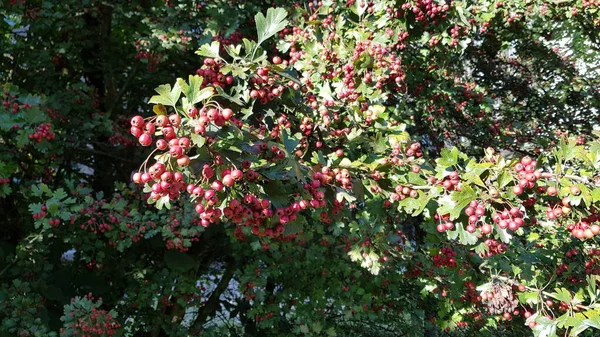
[
  {"xmin": 0, "ymin": 177, "xmax": 9, "ymax": 184},
  {"xmin": 491, "ymin": 207, "xmax": 525, "ymax": 231},
  {"xmin": 29, "ymin": 123, "xmax": 55, "ymax": 142},
  {"xmin": 584, "ymin": 249, "xmax": 600, "ymax": 275},
  {"xmin": 512, "ymin": 156, "xmax": 540, "ymax": 195},
  {"xmin": 434, "ymin": 213, "xmax": 454, "ymax": 233},
  {"xmin": 567, "ymin": 212, "xmax": 600, "ymax": 239},
  {"xmin": 432, "ymin": 247, "xmax": 457, "ymax": 268},
  {"xmin": 32, "ymin": 205, "xmax": 48, "ymax": 220},
  {"xmin": 460, "ymin": 281, "xmax": 482, "ymax": 305},
  {"xmin": 464, "ymin": 200, "xmax": 486, "ymax": 233},
  {"xmin": 400, "ymin": 0, "xmax": 450, "ymax": 24},
  {"xmin": 61, "ymin": 294, "xmax": 121, "ymax": 337},
  {"xmin": 480, "ymin": 239, "xmax": 507, "ymax": 257},
  {"xmin": 196, "ymin": 58, "xmax": 233, "ymax": 88},
  {"xmin": 388, "ymin": 141, "xmax": 423, "ymax": 166},
  {"xmin": 437, "ymin": 171, "xmax": 460, "ymax": 191},
  {"xmin": 48, "ymin": 218, "xmax": 61, "ymax": 227},
  {"xmin": 249, "ymin": 67, "xmax": 286, "ymax": 105},
  {"xmin": 134, "ymin": 50, "xmax": 164, "ymax": 71},
  {"xmin": 133, "ymin": 162, "xmax": 187, "ymax": 201}
]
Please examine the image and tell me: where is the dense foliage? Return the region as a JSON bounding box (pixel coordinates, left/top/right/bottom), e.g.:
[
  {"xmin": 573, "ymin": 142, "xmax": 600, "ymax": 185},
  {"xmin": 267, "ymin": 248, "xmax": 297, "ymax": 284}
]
[{"xmin": 1, "ymin": 0, "xmax": 600, "ymax": 336}]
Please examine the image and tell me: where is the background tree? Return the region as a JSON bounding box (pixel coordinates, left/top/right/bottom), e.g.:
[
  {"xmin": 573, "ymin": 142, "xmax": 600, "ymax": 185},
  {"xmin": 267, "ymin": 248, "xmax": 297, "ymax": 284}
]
[{"xmin": 1, "ymin": 1, "xmax": 600, "ymax": 337}]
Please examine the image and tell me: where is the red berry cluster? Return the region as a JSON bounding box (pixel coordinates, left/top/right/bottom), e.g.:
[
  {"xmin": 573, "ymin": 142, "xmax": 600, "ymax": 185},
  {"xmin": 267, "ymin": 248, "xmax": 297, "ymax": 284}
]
[
  {"xmin": 29, "ymin": 123, "xmax": 55, "ymax": 142},
  {"xmin": 317, "ymin": 167, "xmax": 353, "ymax": 191},
  {"xmin": 2, "ymin": 91, "xmax": 20, "ymax": 113},
  {"xmin": 133, "ymin": 162, "xmax": 187, "ymax": 202},
  {"xmin": 584, "ymin": 249, "xmax": 600, "ymax": 275},
  {"xmin": 439, "ymin": 171, "xmax": 460, "ymax": 191},
  {"xmin": 212, "ymin": 30, "xmax": 244, "ymax": 51},
  {"xmin": 460, "ymin": 281, "xmax": 482, "ymax": 304},
  {"xmin": 0, "ymin": 177, "xmax": 9, "ymax": 184},
  {"xmin": 48, "ymin": 218, "xmax": 61, "ymax": 227},
  {"xmin": 567, "ymin": 212, "xmax": 600, "ymax": 239},
  {"xmin": 400, "ymin": 0, "xmax": 451, "ymax": 24},
  {"xmin": 134, "ymin": 50, "xmax": 164, "ymax": 71},
  {"xmin": 491, "ymin": 207, "xmax": 525, "ymax": 231},
  {"xmin": 480, "ymin": 239, "xmax": 507, "ymax": 257},
  {"xmin": 464, "ymin": 200, "xmax": 486, "ymax": 232},
  {"xmin": 432, "ymin": 247, "xmax": 457, "ymax": 268},
  {"xmin": 435, "ymin": 213, "xmax": 454, "ymax": 233},
  {"xmin": 389, "ymin": 141, "xmax": 423, "ymax": 166},
  {"xmin": 32, "ymin": 205, "xmax": 48, "ymax": 220},
  {"xmin": 512, "ymin": 156, "xmax": 540, "ymax": 195},
  {"xmin": 249, "ymin": 67, "xmax": 286, "ymax": 105},
  {"xmin": 251, "ymin": 141, "xmax": 287, "ymax": 161},
  {"xmin": 196, "ymin": 58, "xmax": 233, "ymax": 88},
  {"xmin": 63, "ymin": 294, "xmax": 121, "ymax": 337}
]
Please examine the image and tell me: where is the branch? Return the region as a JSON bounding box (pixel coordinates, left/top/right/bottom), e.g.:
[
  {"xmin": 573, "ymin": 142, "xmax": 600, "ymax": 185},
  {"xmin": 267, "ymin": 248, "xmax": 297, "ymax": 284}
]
[
  {"xmin": 107, "ymin": 63, "xmax": 139, "ymax": 114},
  {"xmin": 562, "ymin": 174, "xmax": 600, "ymax": 188},
  {"xmin": 192, "ymin": 259, "xmax": 237, "ymax": 329}
]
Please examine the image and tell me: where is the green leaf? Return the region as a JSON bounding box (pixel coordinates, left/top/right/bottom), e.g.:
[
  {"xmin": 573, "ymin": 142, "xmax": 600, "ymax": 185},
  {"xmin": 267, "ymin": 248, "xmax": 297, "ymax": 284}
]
[
  {"xmin": 177, "ymin": 75, "xmax": 212, "ymax": 105},
  {"xmin": 450, "ymin": 185, "xmax": 477, "ymax": 219},
  {"xmin": 156, "ymin": 195, "xmax": 171, "ymax": 210},
  {"xmin": 454, "ymin": 223, "xmax": 478, "ymax": 245},
  {"xmin": 552, "ymin": 288, "xmax": 572, "ymax": 303},
  {"xmin": 494, "ymin": 224, "xmax": 513, "ymax": 243},
  {"xmin": 214, "ymin": 85, "xmax": 244, "ymax": 105},
  {"xmin": 518, "ymin": 291, "xmax": 539, "ymax": 305},
  {"xmin": 436, "ymin": 147, "xmax": 459, "ymax": 167},
  {"xmin": 255, "ymin": 8, "xmax": 289, "ymax": 46},
  {"xmin": 533, "ymin": 315, "xmax": 558, "ymax": 337},
  {"xmin": 497, "ymin": 170, "xmax": 513, "ymax": 188},
  {"xmin": 250, "ymin": 240, "xmax": 262, "ymax": 251},
  {"xmin": 148, "ymin": 83, "xmax": 181, "ymax": 108},
  {"xmin": 284, "ymin": 217, "xmax": 305, "ymax": 236},
  {"xmin": 282, "ymin": 129, "xmax": 301, "ymax": 154},
  {"xmin": 196, "ymin": 41, "xmax": 221, "ymax": 59},
  {"xmin": 242, "ymin": 38, "xmax": 258, "ymax": 56}
]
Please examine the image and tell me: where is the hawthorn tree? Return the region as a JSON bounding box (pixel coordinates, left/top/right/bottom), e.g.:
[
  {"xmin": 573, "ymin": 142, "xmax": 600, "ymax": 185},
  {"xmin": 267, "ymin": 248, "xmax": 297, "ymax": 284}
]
[{"xmin": 2, "ymin": 0, "xmax": 600, "ymax": 337}]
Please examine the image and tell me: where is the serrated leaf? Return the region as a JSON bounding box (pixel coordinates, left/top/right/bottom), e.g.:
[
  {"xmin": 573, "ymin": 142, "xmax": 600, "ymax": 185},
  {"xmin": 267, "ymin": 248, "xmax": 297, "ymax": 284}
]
[
  {"xmin": 190, "ymin": 134, "xmax": 206, "ymax": 148},
  {"xmin": 242, "ymin": 38, "xmax": 257, "ymax": 56},
  {"xmin": 177, "ymin": 75, "xmax": 210, "ymax": 105},
  {"xmin": 519, "ymin": 291, "xmax": 539, "ymax": 305},
  {"xmin": 494, "ymin": 224, "xmax": 513, "ymax": 243},
  {"xmin": 533, "ymin": 316, "xmax": 558, "ymax": 337},
  {"xmin": 450, "ymin": 185, "xmax": 477, "ymax": 219},
  {"xmin": 255, "ymin": 8, "xmax": 289, "ymax": 47},
  {"xmin": 436, "ymin": 147, "xmax": 459, "ymax": 167},
  {"xmin": 250, "ymin": 240, "xmax": 262, "ymax": 251},
  {"xmin": 282, "ymin": 129, "xmax": 301, "ymax": 154},
  {"xmin": 196, "ymin": 41, "xmax": 221, "ymax": 59},
  {"xmin": 149, "ymin": 83, "xmax": 181, "ymax": 108},
  {"xmin": 458, "ymin": 223, "xmax": 478, "ymax": 244},
  {"xmin": 284, "ymin": 217, "xmax": 305, "ymax": 236},
  {"xmin": 552, "ymin": 288, "xmax": 572, "ymax": 303},
  {"xmin": 336, "ymin": 187, "xmax": 356, "ymax": 203},
  {"xmin": 214, "ymin": 85, "xmax": 243, "ymax": 105}
]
